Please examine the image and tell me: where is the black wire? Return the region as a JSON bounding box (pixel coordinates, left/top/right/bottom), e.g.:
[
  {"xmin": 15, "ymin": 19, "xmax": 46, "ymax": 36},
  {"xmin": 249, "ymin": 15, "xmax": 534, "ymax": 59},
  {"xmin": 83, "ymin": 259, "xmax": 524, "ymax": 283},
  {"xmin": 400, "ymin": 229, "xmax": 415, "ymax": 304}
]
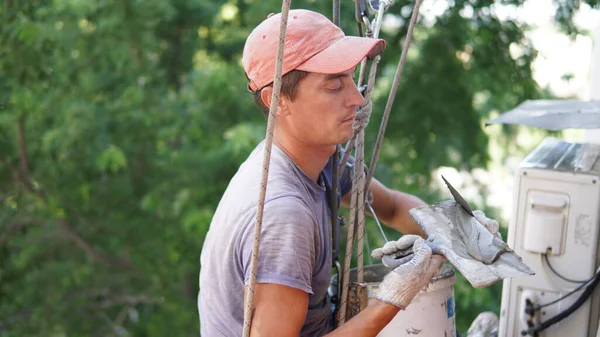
[
  {"xmin": 543, "ymin": 253, "xmax": 587, "ymax": 283},
  {"xmin": 536, "ymin": 267, "xmax": 600, "ymax": 309},
  {"xmin": 521, "ymin": 268, "xmax": 600, "ymax": 336}
]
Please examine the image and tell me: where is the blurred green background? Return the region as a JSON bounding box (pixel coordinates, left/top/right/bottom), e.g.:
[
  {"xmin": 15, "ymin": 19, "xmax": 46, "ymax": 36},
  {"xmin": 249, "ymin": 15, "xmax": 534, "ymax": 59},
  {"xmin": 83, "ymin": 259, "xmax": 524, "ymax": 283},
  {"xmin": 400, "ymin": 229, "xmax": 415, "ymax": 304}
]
[{"xmin": 1, "ymin": 0, "xmax": 597, "ymax": 336}]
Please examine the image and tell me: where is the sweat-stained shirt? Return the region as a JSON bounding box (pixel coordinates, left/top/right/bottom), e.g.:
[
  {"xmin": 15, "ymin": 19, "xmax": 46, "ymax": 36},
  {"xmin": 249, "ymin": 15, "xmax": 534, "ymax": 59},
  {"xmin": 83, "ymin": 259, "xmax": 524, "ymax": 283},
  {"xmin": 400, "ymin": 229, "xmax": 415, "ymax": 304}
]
[{"xmin": 198, "ymin": 141, "xmax": 353, "ymax": 336}]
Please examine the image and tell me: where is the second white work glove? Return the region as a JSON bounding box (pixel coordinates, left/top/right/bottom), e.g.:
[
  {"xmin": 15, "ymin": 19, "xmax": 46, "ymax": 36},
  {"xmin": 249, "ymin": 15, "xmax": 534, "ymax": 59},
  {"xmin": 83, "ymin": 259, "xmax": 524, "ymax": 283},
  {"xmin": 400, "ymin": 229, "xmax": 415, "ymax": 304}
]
[
  {"xmin": 373, "ymin": 237, "xmax": 446, "ymax": 309},
  {"xmin": 473, "ymin": 210, "xmax": 502, "ymax": 239}
]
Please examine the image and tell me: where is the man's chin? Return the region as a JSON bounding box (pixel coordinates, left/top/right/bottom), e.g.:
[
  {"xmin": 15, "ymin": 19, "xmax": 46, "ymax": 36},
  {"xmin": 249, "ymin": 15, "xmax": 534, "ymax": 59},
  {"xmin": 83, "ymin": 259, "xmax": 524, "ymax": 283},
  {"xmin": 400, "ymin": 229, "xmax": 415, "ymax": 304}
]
[{"xmin": 339, "ymin": 132, "xmax": 354, "ymax": 144}]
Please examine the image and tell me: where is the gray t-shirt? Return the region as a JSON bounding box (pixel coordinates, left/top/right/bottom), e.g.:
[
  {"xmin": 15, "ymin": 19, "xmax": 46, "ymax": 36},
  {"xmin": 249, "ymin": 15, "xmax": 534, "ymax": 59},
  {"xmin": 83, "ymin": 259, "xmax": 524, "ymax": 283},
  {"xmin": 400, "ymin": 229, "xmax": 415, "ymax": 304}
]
[{"xmin": 198, "ymin": 141, "xmax": 352, "ymax": 336}]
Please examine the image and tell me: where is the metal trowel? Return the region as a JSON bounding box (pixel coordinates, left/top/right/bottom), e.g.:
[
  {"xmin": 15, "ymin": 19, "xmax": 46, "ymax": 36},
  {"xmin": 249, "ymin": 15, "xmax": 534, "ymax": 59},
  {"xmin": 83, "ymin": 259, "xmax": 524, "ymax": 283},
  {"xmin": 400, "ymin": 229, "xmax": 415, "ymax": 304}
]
[
  {"xmin": 441, "ymin": 175, "xmax": 474, "ymax": 217},
  {"xmin": 381, "ymin": 176, "xmax": 473, "ymax": 269}
]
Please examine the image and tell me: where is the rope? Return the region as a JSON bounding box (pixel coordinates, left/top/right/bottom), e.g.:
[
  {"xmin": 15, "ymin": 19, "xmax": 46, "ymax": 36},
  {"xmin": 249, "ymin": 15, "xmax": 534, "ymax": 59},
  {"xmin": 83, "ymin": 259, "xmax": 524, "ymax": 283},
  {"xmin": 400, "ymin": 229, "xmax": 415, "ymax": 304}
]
[
  {"xmin": 242, "ymin": 1, "xmax": 291, "ymax": 336},
  {"xmin": 365, "ymin": 0, "xmax": 424, "ymax": 191},
  {"xmin": 338, "ymin": 0, "xmax": 424, "ymax": 325},
  {"xmin": 367, "ymin": 201, "xmax": 388, "ymax": 242},
  {"xmin": 333, "ymin": 0, "xmax": 340, "ymax": 26},
  {"xmin": 337, "ymin": 93, "xmax": 376, "ymax": 325},
  {"xmin": 354, "ymin": 69, "xmax": 378, "ymax": 286},
  {"xmin": 330, "ymin": 2, "xmax": 342, "ymax": 317}
]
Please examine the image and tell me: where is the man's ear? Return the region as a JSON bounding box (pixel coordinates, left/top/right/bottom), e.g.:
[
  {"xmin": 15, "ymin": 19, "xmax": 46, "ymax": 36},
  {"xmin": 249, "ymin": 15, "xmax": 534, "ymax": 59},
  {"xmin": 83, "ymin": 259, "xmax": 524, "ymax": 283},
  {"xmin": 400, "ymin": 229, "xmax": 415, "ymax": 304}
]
[{"xmin": 260, "ymin": 87, "xmax": 290, "ymax": 116}]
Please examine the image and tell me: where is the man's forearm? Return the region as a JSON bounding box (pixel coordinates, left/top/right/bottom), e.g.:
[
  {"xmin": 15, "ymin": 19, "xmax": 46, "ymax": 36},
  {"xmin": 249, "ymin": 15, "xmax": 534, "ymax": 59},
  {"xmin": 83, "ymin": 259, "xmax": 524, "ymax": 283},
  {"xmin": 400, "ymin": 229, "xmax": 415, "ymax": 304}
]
[
  {"xmin": 325, "ymin": 300, "xmax": 400, "ymax": 337},
  {"xmin": 346, "ymin": 178, "xmax": 427, "ymax": 236},
  {"xmin": 385, "ymin": 190, "xmax": 426, "ymax": 236}
]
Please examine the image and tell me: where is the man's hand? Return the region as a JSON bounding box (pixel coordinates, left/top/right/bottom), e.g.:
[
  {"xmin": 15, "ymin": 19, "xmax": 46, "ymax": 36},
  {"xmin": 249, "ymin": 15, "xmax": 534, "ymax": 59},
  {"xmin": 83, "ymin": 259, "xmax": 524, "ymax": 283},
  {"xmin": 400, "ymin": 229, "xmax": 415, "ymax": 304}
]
[
  {"xmin": 370, "ymin": 234, "xmax": 419, "ymax": 260},
  {"xmin": 473, "ymin": 210, "xmax": 502, "ymax": 239},
  {"xmin": 372, "ymin": 237, "xmax": 445, "ymax": 309}
]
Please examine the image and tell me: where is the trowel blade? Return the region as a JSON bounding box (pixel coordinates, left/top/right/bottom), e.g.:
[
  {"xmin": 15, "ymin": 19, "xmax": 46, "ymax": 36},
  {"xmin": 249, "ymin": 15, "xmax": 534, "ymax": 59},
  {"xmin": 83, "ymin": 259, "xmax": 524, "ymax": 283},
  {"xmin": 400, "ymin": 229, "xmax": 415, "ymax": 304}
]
[{"xmin": 441, "ymin": 175, "xmax": 474, "ymax": 217}]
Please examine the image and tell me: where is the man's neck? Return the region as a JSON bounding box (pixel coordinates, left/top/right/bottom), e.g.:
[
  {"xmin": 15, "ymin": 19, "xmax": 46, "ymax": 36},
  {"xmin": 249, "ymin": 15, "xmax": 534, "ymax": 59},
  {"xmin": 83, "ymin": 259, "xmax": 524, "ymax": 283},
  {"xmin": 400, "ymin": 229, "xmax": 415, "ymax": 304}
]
[{"xmin": 273, "ymin": 133, "xmax": 335, "ymax": 183}]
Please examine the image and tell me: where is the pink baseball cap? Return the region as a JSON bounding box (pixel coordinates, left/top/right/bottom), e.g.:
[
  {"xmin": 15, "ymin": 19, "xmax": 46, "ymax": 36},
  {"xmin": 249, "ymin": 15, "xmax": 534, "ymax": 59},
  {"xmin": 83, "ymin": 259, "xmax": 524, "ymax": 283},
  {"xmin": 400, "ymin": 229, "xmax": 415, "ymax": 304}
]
[{"xmin": 242, "ymin": 9, "xmax": 386, "ymax": 92}]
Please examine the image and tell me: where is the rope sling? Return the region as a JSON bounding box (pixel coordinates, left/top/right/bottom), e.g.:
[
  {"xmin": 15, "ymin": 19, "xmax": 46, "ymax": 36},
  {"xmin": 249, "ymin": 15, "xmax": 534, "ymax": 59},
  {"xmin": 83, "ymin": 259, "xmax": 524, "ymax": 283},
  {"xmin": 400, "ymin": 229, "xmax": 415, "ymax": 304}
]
[{"xmin": 242, "ymin": 0, "xmax": 423, "ymax": 334}]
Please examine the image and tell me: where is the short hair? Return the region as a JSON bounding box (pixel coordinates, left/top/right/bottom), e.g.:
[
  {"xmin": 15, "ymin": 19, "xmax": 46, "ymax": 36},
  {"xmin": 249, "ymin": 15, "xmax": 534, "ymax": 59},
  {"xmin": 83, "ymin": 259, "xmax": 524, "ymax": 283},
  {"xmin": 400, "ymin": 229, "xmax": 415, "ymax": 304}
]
[{"xmin": 251, "ymin": 70, "xmax": 309, "ymax": 118}]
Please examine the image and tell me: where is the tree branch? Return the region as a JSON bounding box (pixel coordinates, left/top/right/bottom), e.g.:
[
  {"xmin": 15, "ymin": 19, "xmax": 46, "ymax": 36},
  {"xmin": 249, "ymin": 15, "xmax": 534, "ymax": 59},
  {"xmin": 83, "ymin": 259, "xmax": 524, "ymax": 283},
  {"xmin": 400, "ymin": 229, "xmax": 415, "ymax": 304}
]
[
  {"xmin": 57, "ymin": 218, "xmax": 134, "ymax": 270},
  {"xmin": 0, "ymin": 309, "xmax": 33, "ymax": 334},
  {"xmin": 17, "ymin": 117, "xmax": 29, "ymax": 184},
  {"xmin": 0, "ymin": 157, "xmax": 22, "ymax": 184},
  {"xmin": 0, "ymin": 218, "xmax": 46, "ymax": 243},
  {"xmin": 15, "ymin": 118, "xmax": 47, "ymax": 200},
  {"xmin": 113, "ymin": 305, "xmax": 132, "ymax": 327},
  {"xmin": 93, "ymin": 294, "xmax": 163, "ymax": 310}
]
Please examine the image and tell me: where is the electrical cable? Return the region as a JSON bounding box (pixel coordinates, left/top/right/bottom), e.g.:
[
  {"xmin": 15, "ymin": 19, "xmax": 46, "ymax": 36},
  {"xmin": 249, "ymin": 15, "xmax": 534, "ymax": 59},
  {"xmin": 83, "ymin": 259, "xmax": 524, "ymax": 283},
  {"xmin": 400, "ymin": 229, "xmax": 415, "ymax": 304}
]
[
  {"xmin": 543, "ymin": 253, "xmax": 588, "ymax": 284},
  {"xmin": 521, "ymin": 266, "xmax": 600, "ymax": 336},
  {"xmin": 536, "ymin": 267, "xmax": 600, "ymax": 310}
]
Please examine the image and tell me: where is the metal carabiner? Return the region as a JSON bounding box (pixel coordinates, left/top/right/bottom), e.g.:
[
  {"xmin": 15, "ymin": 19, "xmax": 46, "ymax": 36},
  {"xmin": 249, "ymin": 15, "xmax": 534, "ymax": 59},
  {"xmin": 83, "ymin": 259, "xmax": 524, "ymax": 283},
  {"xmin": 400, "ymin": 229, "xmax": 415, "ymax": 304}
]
[
  {"xmin": 369, "ymin": 0, "xmax": 393, "ymax": 12},
  {"xmin": 358, "ymin": 85, "xmax": 368, "ymax": 97},
  {"xmin": 354, "ymin": 0, "xmax": 369, "ymax": 24},
  {"xmin": 361, "ymin": 15, "xmax": 373, "ymax": 37}
]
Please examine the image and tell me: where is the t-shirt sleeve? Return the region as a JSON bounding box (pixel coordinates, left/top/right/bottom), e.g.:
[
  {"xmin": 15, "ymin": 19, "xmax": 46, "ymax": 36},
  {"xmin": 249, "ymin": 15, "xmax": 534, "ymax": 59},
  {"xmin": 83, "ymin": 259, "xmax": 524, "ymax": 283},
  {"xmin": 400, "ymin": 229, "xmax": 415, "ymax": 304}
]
[{"xmin": 240, "ymin": 197, "xmax": 317, "ymax": 295}]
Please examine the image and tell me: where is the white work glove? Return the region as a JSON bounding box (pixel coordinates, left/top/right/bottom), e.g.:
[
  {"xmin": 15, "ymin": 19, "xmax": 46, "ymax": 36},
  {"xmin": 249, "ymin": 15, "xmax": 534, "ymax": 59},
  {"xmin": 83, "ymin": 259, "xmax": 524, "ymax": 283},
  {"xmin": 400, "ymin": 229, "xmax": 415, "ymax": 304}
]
[
  {"xmin": 372, "ymin": 236, "xmax": 446, "ymax": 309},
  {"xmin": 466, "ymin": 311, "xmax": 499, "ymax": 337},
  {"xmin": 371, "ymin": 234, "xmax": 419, "ymax": 260},
  {"xmin": 473, "ymin": 210, "xmax": 502, "ymax": 240}
]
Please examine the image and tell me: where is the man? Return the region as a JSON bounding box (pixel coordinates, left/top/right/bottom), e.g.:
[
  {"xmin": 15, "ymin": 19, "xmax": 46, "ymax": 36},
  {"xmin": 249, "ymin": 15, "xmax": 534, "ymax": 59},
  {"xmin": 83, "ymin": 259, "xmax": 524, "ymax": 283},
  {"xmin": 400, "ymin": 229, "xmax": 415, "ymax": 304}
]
[{"xmin": 198, "ymin": 9, "xmax": 446, "ymax": 336}]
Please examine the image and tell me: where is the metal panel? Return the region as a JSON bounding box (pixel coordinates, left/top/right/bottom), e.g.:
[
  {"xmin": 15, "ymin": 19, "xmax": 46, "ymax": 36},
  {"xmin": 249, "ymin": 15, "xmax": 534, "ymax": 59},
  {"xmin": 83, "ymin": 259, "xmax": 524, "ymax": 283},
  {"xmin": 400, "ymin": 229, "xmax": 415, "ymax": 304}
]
[
  {"xmin": 520, "ymin": 137, "xmax": 600, "ymax": 175},
  {"xmin": 485, "ymin": 100, "xmax": 600, "ymax": 131}
]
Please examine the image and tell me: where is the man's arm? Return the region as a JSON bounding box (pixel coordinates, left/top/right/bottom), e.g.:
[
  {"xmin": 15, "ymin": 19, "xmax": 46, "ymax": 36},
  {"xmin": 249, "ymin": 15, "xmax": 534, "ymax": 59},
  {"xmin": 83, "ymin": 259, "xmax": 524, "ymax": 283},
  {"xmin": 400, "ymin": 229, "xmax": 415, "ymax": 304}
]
[
  {"xmin": 246, "ymin": 238, "xmax": 445, "ymax": 337},
  {"xmin": 341, "ymin": 177, "xmax": 426, "ymax": 236},
  {"xmin": 245, "ymin": 284, "xmax": 308, "ymax": 337},
  {"xmin": 325, "ymin": 300, "xmax": 400, "ymax": 336},
  {"xmin": 246, "ymin": 283, "xmax": 399, "ymax": 337}
]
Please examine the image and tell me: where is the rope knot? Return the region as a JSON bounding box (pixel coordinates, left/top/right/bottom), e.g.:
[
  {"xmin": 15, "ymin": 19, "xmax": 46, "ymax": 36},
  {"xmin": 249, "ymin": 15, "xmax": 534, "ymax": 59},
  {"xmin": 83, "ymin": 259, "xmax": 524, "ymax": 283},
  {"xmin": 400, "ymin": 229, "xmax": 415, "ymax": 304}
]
[{"xmin": 353, "ymin": 99, "xmax": 372, "ymax": 133}]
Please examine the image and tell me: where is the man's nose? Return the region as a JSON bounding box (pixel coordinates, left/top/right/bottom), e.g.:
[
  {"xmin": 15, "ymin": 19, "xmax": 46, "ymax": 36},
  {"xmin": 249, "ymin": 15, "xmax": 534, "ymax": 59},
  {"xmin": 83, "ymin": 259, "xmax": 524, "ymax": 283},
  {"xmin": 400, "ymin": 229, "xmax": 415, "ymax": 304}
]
[{"xmin": 347, "ymin": 82, "xmax": 366, "ymax": 107}]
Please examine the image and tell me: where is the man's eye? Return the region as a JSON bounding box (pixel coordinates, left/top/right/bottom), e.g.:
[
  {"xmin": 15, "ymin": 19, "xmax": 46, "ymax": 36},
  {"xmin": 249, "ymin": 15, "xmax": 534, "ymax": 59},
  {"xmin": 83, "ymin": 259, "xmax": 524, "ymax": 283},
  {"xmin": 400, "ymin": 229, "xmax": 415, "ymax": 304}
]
[{"xmin": 327, "ymin": 79, "xmax": 342, "ymax": 92}]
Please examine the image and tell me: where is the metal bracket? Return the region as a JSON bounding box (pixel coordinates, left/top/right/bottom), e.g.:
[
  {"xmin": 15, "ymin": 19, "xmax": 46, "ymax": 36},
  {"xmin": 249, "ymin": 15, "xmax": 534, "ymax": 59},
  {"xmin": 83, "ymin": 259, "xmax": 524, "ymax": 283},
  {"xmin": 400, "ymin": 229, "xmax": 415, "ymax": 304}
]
[{"xmin": 346, "ymin": 282, "xmax": 368, "ymax": 320}]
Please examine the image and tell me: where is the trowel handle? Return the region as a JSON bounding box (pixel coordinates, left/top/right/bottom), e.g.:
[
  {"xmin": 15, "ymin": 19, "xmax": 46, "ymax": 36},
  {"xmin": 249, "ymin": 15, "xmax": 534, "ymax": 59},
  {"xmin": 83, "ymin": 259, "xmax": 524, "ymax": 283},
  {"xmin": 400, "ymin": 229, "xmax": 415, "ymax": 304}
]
[
  {"xmin": 380, "ymin": 239, "xmax": 444, "ymax": 269},
  {"xmin": 382, "ymin": 254, "xmax": 414, "ymax": 269}
]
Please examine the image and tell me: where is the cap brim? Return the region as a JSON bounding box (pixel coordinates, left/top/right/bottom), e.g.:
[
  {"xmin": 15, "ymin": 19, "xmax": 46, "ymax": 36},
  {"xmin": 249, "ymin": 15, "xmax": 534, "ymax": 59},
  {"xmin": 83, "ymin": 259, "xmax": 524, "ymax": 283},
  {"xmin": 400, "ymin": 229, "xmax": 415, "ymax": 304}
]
[{"xmin": 296, "ymin": 36, "xmax": 386, "ymax": 74}]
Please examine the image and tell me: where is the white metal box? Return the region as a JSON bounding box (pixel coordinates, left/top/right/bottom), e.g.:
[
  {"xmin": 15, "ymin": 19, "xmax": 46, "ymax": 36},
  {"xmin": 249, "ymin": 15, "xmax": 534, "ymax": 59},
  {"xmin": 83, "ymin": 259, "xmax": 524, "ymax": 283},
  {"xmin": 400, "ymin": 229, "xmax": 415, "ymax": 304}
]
[{"xmin": 498, "ymin": 137, "xmax": 600, "ymax": 337}]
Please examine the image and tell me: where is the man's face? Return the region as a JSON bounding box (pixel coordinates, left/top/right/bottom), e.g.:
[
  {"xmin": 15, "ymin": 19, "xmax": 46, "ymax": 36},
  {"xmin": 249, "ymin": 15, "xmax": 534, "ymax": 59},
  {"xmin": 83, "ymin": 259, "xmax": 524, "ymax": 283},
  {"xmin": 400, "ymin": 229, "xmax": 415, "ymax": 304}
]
[{"xmin": 279, "ymin": 68, "xmax": 365, "ymax": 148}]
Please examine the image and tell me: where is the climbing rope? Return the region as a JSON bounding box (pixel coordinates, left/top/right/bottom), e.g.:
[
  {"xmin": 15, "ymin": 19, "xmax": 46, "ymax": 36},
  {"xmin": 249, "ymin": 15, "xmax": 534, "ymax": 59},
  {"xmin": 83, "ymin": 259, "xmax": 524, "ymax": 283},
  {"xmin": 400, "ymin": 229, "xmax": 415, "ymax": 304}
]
[
  {"xmin": 242, "ymin": 1, "xmax": 292, "ymax": 336},
  {"xmin": 337, "ymin": 65, "xmax": 379, "ymax": 325},
  {"xmin": 365, "ymin": 0, "xmax": 424, "ymax": 192},
  {"xmin": 333, "ymin": 0, "xmax": 341, "ymax": 26},
  {"xmin": 330, "ymin": 0, "xmax": 342, "ymax": 300},
  {"xmin": 337, "ymin": 0, "xmax": 424, "ymax": 326}
]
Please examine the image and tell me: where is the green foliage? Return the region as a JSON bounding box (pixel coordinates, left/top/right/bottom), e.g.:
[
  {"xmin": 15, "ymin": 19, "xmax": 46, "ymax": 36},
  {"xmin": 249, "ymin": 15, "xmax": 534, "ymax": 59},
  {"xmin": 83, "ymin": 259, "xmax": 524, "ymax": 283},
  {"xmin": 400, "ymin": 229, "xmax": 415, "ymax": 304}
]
[{"xmin": 0, "ymin": 0, "xmax": 584, "ymax": 335}]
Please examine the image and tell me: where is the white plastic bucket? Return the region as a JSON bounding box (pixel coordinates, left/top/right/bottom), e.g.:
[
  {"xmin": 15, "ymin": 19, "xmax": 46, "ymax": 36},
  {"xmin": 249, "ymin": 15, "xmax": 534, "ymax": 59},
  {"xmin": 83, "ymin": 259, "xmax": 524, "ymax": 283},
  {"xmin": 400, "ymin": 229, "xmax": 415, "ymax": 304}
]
[{"xmin": 348, "ymin": 264, "xmax": 457, "ymax": 337}]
